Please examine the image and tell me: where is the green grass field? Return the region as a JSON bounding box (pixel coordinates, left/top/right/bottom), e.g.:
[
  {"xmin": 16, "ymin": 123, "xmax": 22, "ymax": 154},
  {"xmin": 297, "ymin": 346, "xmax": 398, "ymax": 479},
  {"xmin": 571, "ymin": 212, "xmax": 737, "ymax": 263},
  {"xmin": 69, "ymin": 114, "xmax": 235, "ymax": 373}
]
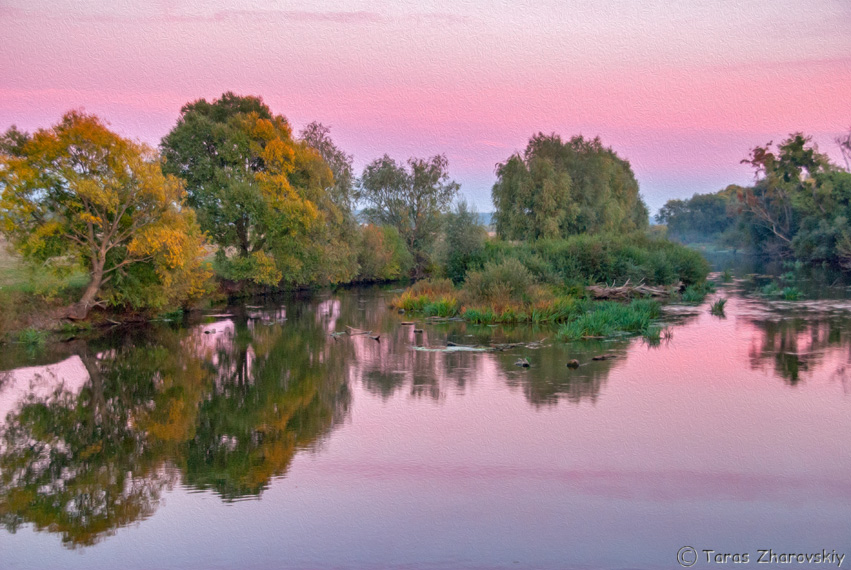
[{"xmin": 0, "ymin": 239, "xmax": 89, "ymax": 336}]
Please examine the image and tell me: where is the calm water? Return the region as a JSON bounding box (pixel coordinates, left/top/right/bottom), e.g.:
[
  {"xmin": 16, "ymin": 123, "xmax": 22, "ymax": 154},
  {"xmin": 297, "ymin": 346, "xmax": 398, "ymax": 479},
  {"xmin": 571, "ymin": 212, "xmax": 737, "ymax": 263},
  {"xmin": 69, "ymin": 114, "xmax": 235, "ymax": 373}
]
[{"xmin": 2, "ymin": 280, "xmax": 851, "ymax": 569}]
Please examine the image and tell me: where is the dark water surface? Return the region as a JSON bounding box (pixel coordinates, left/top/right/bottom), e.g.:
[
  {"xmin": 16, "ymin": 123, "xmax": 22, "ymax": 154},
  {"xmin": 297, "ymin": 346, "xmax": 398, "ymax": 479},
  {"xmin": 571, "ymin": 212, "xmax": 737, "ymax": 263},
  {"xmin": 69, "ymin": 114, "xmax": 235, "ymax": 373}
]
[{"xmin": 2, "ymin": 281, "xmax": 850, "ymax": 569}]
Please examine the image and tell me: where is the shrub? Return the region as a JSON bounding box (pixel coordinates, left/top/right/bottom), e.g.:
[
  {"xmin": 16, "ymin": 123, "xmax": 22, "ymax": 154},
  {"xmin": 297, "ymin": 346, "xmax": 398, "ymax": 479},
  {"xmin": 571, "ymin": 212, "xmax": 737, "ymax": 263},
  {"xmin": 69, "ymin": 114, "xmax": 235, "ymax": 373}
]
[
  {"xmin": 423, "ymin": 296, "xmax": 460, "ymax": 317},
  {"xmin": 462, "ymin": 258, "xmax": 535, "ymax": 308},
  {"xmin": 472, "ymin": 233, "xmax": 708, "ymax": 287},
  {"xmin": 782, "ymin": 287, "xmax": 802, "ymax": 300},
  {"xmin": 17, "ymin": 327, "xmax": 47, "ymax": 347}
]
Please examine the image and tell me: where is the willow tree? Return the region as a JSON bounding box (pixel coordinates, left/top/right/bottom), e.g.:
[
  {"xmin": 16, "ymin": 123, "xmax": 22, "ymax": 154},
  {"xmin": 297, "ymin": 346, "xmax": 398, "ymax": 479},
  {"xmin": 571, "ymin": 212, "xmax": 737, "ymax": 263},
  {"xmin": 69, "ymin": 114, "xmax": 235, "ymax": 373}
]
[
  {"xmin": 0, "ymin": 112, "xmax": 210, "ymax": 319},
  {"xmin": 492, "ymin": 133, "xmax": 648, "ymax": 240},
  {"xmin": 161, "ymin": 93, "xmax": 357, "ymax": 288}
]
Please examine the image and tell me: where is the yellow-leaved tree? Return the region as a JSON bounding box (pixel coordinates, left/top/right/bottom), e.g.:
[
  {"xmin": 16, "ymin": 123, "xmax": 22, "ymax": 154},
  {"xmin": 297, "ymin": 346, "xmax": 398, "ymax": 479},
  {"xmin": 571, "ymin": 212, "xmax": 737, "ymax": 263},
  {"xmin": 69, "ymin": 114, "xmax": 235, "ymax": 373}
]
[
  {"xmin": 160, "ymin": 92, "xmax": 358, "ymax": 290},
  {"xmin": 0, "ymin": 111, "xmax": 211, "ymax": 319}
]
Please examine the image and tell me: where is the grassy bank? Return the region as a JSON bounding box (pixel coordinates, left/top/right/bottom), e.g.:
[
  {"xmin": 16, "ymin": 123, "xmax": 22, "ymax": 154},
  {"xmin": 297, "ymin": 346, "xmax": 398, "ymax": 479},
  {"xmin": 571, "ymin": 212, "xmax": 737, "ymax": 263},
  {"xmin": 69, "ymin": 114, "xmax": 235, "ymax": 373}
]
[{"xmin": 0, "ymin": 239, "xmax": 88, "ymax": 339}]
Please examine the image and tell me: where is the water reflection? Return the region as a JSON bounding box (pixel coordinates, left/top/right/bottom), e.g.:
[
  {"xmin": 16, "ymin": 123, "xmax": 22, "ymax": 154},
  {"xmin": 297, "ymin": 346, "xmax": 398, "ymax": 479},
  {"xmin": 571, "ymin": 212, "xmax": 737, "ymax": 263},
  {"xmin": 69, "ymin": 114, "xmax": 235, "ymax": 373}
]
[
  {"xmin": 3, "ymin": 285, "xmax": 851, "ymax": 551},
  {"xmin": 746, "ymin": 309, "xmax": 851, "ymax": 386},
  {"xmin": 0, "ymin": 308, "xmax": 350, "ymax": 546}
]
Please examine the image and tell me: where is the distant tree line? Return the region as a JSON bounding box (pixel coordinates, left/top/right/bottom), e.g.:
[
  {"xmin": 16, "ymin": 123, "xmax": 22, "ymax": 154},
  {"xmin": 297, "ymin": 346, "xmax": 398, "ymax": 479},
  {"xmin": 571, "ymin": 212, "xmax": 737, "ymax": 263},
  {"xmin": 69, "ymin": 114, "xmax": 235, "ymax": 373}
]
[{"xmin": 657, "ymin": 132, "xmax": 851, "ymax": 266}]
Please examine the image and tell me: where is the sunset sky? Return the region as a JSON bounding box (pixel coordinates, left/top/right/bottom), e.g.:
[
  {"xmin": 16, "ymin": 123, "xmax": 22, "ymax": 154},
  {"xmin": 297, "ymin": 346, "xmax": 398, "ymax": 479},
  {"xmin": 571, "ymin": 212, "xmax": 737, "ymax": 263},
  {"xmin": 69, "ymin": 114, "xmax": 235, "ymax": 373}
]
[{"xmin": 1, "ymin": 0, "xmax": 849, "ymax": 214}]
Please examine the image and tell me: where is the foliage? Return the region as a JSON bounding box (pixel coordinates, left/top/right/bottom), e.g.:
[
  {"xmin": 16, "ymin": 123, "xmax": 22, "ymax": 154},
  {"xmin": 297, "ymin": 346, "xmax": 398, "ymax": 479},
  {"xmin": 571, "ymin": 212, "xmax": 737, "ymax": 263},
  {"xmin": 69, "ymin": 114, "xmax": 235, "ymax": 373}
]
[
  {"xmin": 662, "ymin": 133, "xmax": 851, "ymax": 268},
  {"xmin": 16, "ymin": 327, "xmax": 47, "ymax": 346},
  {"xmin": 710, "ymin": 298, "xmax": 727, "ymax": 316},
  {"xmin": 656, "ymin": 189, "xmax": 737, "ymax": 243},
  {"xmin": 680, "ymin": 281, "xmax": 714, "ymax": 304},
  {"xmin": 462, "ymin": 258, "xmax": 536, "ymax": 307},
  {"xmin": 0, "ymin": 111, "xmax": 211, "ymax": 318},
  {"xmin": 440, "ymin": 200, "xmax": 488, "ymax": 283},
  {"xmin": 161, "ymin": 92, "xmax": 357, "ymax": 289},
  {"xmin": 356, "ymin": 224, "xmax": 413, "ymax": 282},
  {"xmin": 556, "ymin": 299, "xmax": 661, "ymax": 341},
  {"xmin": 782, "ymin": 286, "xmax": 802, "ymax": 300},
  {"xmin": 492, "ymin": 133, "xmax": 648, "ymax": 240},
  {"xmin": 358, "ymin": 154, "xmax": 459, "ymax": 276},
  {"xmin": 474, "ymin": 233, "xmax": 708, "ymax": 287},
  {"xmin": 299, "ymin": 122, "xmax": 356, "ymax": 212}
]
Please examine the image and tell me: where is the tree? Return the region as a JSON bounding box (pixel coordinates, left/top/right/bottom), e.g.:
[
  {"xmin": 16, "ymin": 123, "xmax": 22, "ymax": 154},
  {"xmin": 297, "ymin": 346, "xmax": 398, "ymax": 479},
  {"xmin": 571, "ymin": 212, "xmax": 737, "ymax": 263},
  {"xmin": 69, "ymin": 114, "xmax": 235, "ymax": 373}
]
[
  {"xmin": 0, "ymin": 111, "xmax": 210, "ymax": 319},
  {"xmin": 299, "ymin": 122, "xmax": 355, "ymax": 212},
  {"xmin": 441, "ymin": 200, "xmax": 487, "ymax": 283},
  {"xmin": 356, "ymin": 224, "xmax": 413, "ymax": 282},
  {"xmin": 492, "ymin": 133, "xmax": 648, "ymax": 240},
  {"xmin": 358, "ymin": 154, "xmax": 459, "ymax": 276},
  {"xmin": 161, "ymin": 93, "xmax": 357, "ymax": 288},
  {"xmin": 656, "ymin": 189, "xmax": 736, "ymax": 243},
  {"xmin": 735, "ymin": 134, "xmax": 833, "ymax": 253},
  {"xmin": 836, "ymin": 128, "xmax": 851, "ymax": 172}
]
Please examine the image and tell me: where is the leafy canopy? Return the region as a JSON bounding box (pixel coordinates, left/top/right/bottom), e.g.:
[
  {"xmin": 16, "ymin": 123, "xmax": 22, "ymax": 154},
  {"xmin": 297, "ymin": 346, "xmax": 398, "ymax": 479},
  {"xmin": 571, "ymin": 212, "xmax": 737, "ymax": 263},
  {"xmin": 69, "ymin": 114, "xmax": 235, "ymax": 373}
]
[
  {"xmin": 358, "ymin": 154, "xmax": 459, "ymax": 276},
  {"xmin": 0, "ymin": 111, "xmax": 210, "ymax": 317},
  {"xmin": 161, "ymin": 92, "xmax": 357, "ymax": 287},
  {"xmin": 492, "ymin": 133, "xmax": 649, "ymax": 241}
]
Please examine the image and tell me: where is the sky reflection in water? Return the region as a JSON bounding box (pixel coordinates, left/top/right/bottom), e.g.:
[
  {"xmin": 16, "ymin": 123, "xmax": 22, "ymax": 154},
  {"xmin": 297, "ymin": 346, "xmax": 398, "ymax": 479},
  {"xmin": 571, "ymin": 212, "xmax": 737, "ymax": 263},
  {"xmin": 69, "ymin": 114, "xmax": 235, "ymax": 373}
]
[{"xmin": 1, "ymin": 284, "xmax": 850, "ymax": 569}]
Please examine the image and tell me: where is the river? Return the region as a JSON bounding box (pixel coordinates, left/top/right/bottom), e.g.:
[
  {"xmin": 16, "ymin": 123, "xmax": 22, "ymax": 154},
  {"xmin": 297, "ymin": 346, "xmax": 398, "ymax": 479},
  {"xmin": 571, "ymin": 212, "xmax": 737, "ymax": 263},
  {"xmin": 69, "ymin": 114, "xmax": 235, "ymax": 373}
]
[{"xmin": 1, "ymin": 274, "xmax": 850, "ymax": 569}]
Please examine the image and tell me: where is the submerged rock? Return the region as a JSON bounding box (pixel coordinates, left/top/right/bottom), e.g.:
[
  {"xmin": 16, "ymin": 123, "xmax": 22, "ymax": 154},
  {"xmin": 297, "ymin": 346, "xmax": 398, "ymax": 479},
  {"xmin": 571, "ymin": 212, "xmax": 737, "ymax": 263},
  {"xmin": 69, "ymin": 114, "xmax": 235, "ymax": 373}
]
[
  {"xmin": 514, "ymin": 358, "xmax": 531, "ymax": 368},
  {"xmin": 566, "ymin": 359, "xmax": 580, "ymax": 368}
]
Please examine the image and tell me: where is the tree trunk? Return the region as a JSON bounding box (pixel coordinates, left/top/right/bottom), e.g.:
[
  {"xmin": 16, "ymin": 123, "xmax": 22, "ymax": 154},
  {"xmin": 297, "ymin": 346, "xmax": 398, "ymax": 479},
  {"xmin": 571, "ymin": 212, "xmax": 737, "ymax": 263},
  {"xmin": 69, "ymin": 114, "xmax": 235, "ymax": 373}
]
[{"xmin": 67, "ymin": 257, "xmax": 105, "ymax": 320}]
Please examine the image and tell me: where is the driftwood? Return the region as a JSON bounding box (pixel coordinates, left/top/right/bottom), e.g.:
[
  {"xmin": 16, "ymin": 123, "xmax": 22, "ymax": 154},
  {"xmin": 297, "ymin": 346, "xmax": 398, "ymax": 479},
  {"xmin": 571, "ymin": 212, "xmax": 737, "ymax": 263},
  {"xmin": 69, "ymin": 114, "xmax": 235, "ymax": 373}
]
[{"xmin": 586, "ymin": 279, "xmax": 678, "ymax": 300}]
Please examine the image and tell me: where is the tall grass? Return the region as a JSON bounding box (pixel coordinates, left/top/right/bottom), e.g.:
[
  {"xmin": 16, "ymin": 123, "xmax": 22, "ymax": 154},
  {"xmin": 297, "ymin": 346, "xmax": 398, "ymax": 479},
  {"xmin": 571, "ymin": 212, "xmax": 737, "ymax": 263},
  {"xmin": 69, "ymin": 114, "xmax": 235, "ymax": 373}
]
[
  {"xmin": 710, "ymin": 298, "xmax": 727, "ymax": 316},
  {"xmin": 556, "ymin": 299, "xmax": 662, "ymax": 341}
]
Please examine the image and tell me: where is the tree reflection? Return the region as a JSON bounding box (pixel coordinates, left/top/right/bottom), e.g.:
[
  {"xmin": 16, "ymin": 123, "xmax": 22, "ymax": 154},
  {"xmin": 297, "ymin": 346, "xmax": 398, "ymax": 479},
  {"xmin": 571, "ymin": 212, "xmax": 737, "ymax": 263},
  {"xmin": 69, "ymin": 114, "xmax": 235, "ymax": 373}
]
[
  {"xmin": 748, "ymin": 316, "xmax": 851, "ymax": 385},
  {"xmin": 0, "ymin": 340, "xmax": 178, "ymax": 547},
  {"xmin": 0, "ymin": 305, "xmax": 350, "ymax": 547},
  {"xmin": 182, "ymin": 309, "xmax": 349, "ymax": 499},
  {"xmin": 0, "ymin": 288, "xmax": 635, "ymax": 548}
]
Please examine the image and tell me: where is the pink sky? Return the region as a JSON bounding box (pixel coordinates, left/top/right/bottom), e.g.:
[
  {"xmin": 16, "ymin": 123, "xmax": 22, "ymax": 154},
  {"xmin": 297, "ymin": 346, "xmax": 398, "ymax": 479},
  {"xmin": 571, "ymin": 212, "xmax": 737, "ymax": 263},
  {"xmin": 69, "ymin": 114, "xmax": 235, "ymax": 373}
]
[{"xmin": 1, "ymin": 0, "xmax": 849, "ymax": 213}]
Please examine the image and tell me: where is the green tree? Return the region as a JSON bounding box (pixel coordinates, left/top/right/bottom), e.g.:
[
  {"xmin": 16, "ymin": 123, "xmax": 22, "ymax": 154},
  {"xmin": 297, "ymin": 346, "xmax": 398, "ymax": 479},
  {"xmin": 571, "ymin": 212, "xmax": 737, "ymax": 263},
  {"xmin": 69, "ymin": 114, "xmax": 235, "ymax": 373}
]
[
  {"xmin": 299, "ymin": 122, "xmax": 355, "ymax": 212},
  {"xmin": 358, "ymin": 154, "xmax": 459, "ymax": 276},
  {"xmin": 161, "ymin": 93, "xmax": 357, "ymax": 288},
  {"xmin": 356, "ymin": 224, "xmax": 413, "ymax": 282},
  {"xmin": 657, "ymin": 189, "xmax": 736, "ymax": 243},
  {"xmin": 492, "ymin": 133, "xmax": 648, "ymax": 240},
  {"xmin": 0, "ymin": 111, "xmax": 210, "ymax": 319},
  {"xmin": 441, "ymin": 200, "xmax": 488, "ymax": 283},
  {"xmin": 735, "ymin": 134, "xmax": 833, "ymax": 256}
]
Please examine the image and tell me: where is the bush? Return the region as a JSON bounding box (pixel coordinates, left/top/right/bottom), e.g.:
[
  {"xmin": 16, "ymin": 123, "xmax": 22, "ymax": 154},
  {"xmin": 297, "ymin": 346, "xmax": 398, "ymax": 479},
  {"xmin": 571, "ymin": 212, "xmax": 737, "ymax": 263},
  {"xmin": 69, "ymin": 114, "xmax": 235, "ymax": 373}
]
[
  {"xmin": 472, "ymin": 233, "xmax": 708, "ymax": 288},
  {"xmin": 710, "ymin": 298, "xmax": 727, "ymax": 315},
  {"xmin": 391, "ymin": 278, "xmax": 456, "ymax": 312},
  {"xmin": 462, "ymin": 258, "xmax": 535, "ymax": 308}
]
